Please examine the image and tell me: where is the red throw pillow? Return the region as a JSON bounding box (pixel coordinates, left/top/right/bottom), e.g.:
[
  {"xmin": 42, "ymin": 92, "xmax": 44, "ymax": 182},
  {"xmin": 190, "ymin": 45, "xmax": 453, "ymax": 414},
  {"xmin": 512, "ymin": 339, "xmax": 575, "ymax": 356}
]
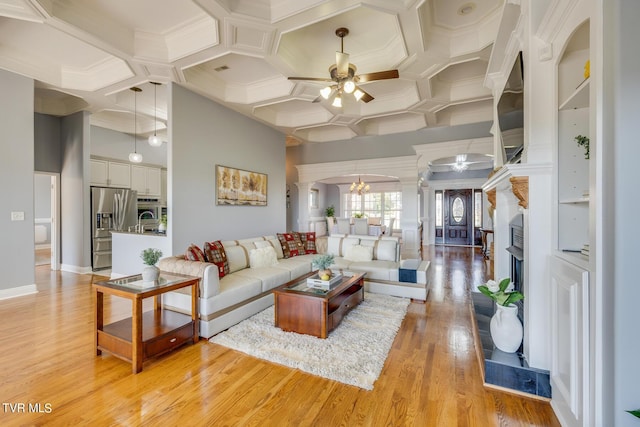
[
  {"xmin": 277, "ymin": 232, "xmax": 305, "ymax": 258},
  {"xmin": 185, "ymin": 244, "xmax": 206, "ymax": 262},
  {"xmin": 204, "ymin": 241, "xmax": 230, "ymax": 278},
  {"xmin": 296, "ymin": 232, "xmax": 317, "ymax": 254}
]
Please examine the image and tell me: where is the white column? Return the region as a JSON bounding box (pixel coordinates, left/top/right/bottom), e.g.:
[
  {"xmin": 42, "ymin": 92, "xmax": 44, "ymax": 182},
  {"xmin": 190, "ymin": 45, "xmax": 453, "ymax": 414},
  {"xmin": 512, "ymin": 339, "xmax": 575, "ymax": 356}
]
[
  {"xmin": 399, "ymin": 177, "xmax": 420, "ymax": 258},
  {"xmin": 295, "ymin": 181, "xmax": 314, "ymax": 232}
]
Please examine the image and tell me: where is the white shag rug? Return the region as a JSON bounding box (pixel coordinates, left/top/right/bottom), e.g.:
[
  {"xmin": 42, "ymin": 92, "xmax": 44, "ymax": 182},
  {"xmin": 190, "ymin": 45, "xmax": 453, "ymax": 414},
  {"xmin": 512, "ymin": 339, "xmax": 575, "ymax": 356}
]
[{"xmin": 209, "ymin": 292, "xmax": 410, "ymax": 390}]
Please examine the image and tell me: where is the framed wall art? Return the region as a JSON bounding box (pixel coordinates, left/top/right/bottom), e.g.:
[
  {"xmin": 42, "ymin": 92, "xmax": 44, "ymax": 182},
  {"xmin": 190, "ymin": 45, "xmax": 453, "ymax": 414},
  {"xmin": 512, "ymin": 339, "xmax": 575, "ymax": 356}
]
[{"xmin": 216, "ymin": 165, "xmax": 268, "ymax": 206}]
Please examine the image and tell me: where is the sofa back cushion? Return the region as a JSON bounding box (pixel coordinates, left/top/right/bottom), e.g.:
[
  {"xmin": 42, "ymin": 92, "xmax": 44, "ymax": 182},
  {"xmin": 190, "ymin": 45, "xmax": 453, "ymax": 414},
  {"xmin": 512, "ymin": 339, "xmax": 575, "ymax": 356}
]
[
  {"xmin": 256, "ymin": 239, "xmax": 285, "ymax": 259},
  {"xmin": 249, "ymin": 246, "xmax": 278, "ymax": 268},
  {"xmin": 224, "ymin": 243, "xmax": 255, "ymax": 273},
  {"xmin": 376, "ymin": 239, "xmax": 397, "ymax": 261},
  {"xmin": 344, "ymin": 244, "xmax": 373, "ymax": 262},
  {"xmin": 327, "ymin": 236, "xmax": 360, "ymax": 257}
]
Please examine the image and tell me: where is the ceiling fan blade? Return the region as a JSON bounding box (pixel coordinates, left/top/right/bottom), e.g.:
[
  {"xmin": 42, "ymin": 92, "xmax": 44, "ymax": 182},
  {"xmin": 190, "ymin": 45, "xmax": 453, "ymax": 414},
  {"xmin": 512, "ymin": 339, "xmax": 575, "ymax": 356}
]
[
  {"xmin": 336, "ymin": 51, "xmax": 350, "ymax": 77},
  {"xmin": 356, "ymin": 69, "xmax": 399, "ymax": 83},
  {"xmin": 356, "ymin": 87, "xmax": 374, "ymax": 103},
  {"xmin": 288, "ymin": 77, "xmax": 333, "ymax": 82}
]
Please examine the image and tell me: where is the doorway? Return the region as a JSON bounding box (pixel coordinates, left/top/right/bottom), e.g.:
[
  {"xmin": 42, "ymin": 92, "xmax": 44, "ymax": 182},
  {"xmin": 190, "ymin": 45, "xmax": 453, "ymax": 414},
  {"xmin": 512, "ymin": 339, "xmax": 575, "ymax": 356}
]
[
  {"xmin": 443, "ymin": 189, "xmax": 473, "ymax": 246},
  {"xmin": 34, "ymin": 173, "xmax": 59, "ymax": 270}
]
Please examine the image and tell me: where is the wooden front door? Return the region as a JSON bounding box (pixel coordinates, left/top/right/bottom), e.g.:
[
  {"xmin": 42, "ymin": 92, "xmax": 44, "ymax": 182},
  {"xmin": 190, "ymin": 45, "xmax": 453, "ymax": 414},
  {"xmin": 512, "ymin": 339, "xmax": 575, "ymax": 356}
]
[{"xmin": 444, "ymin": 189, "xmax": 473, "ymax": 245}]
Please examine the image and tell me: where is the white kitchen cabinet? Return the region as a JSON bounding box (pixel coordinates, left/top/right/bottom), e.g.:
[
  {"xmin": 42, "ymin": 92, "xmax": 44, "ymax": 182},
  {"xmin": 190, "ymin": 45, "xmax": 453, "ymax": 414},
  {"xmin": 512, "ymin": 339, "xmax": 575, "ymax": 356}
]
[
  {"xmin": 160, "ymin": 169, "xmax": 167, "ymax": 205},
  {"xmin": 131, "ymin": 165, "xmax": 161, "ymax": 197},
  {"xmin": 90, "ymin": 159, "xmax": 131, "ymax": 188}
]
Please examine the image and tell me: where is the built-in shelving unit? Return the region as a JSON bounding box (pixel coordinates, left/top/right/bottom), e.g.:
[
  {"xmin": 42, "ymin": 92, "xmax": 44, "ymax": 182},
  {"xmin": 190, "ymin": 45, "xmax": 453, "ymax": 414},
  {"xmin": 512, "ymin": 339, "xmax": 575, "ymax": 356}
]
[{"xmin": 551, "ymin": 19, "xmax": 591, "ymax": 427}]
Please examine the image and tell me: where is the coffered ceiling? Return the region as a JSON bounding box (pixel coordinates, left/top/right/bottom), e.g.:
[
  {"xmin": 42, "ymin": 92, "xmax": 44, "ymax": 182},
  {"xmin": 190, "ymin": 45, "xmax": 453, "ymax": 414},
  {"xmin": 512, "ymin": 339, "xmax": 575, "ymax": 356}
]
[{"xmin": 0, "ymin": 0, "xmax": 504, "ymax": 145}]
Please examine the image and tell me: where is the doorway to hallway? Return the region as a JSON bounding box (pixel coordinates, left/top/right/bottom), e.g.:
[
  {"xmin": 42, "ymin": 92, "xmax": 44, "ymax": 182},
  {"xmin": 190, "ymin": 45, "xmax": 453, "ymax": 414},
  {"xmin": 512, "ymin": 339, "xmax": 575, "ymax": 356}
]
[{"xmin": 435, "ymin": 188, "xmax": 481, "ymax": 246}]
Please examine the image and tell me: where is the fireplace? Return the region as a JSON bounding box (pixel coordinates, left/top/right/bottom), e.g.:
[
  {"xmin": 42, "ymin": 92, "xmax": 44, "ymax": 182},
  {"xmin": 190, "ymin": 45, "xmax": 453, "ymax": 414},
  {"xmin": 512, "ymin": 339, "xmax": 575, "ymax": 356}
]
[{"xmin": 506, "ymin": 214, "xmax": 524, "ymax": 333}]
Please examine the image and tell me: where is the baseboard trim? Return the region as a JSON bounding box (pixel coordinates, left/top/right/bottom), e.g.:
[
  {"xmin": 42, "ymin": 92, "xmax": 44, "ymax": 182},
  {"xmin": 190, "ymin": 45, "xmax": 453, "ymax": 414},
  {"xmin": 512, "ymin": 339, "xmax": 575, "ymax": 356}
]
[
  {"xmin": 0, "ymin": 284, "xmax": 38, "ymax": 300},
  {"xmin": 60, "ymin": 264, "xmax": 93, "ymax": 274}
]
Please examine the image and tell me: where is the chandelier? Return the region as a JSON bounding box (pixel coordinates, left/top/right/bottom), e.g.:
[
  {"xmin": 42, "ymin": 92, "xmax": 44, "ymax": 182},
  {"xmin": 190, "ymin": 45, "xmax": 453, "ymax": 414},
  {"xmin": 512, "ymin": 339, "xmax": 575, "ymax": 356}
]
[
  {"xmin": 452, "ymin": 154, "xmax": 469, "ymax": 172},
  {"xmin": 350, "ymin": 176, "xmax": 370, "ymax": 195}
]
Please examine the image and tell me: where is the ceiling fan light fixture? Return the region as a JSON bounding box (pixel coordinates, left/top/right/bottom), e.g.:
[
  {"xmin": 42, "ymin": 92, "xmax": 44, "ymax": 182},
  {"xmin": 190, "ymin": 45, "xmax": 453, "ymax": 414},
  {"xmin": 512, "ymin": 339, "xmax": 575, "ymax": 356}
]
[
  {"xmin": 343, "ymin": 80, "xmax": 355, "ymax": 94},
  {"xmin": 332, "ymin": 95, "xmax": 342, "ymax": 108},
  {"xmin": 353, "ymin": 89, "xmax": 365, "ymax": 101},
  {"xmin": 320, "ymin": 86, "xmax": 332, "ymax": 99}
]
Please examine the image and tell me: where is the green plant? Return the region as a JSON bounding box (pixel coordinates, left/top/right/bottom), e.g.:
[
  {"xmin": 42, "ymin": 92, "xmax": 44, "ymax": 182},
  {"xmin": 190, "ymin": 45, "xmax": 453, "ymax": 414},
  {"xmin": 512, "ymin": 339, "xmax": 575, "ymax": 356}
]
[
  {"xmin": 324, "ymin": 205, "xmax": 335, "ymax": 217},
  {"xmin": 312, "ymin": 254, "xmax": 334, "ymax": 270},
  {"xmin": 575, "ymin": 135, "xmax": 590, "ymax": 159},
  {"xmin": 478, "ymin": 278, "xmax": 524, "ymax": 307},
  {"xmin": 628, "ymin": 409, "xmax": 640, "ymax": 419},
  {"xmin": 160, "ymin": 214, "xmax": 167, "ymax": 226},
  {"xmin": 353, "ymin": 212, "xmax": 366, "ymax": 218},
  {"xmin": 140, "ymin": 248, "xmax": 163, "ymax": 266}
]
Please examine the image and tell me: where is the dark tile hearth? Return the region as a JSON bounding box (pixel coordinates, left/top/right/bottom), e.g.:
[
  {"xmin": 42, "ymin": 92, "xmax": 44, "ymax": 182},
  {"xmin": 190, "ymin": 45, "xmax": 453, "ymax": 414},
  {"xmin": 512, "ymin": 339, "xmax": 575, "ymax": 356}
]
[{"xmin": 472, "ymin": 293, "xmax": 551, "ymax": 398}]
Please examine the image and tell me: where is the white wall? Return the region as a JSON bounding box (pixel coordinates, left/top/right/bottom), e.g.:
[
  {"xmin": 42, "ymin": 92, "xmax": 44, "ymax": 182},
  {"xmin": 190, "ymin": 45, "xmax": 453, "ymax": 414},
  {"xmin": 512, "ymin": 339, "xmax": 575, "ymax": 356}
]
[
  {"xmin": 169, "ymin": 84, "xmax": 286, "ymax": 252},
  {"xmin": 0, "ymin": 69, "xmax": 35, "ymax": 295},
  {"xmin": 91, "ymin": 126, "xmax": 167, "ymax": 167}
]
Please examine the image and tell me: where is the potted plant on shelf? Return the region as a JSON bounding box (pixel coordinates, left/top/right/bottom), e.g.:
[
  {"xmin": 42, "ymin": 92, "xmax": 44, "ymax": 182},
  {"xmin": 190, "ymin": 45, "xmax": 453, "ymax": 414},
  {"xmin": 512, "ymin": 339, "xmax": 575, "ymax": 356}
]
[
  {"xmin": 140, "ymin": 248, "xmax": 163, "ymax": 282},
  {"xmin": 574, "ymin": 134, "xmax": 590, "ymax": 159},
  {"xmin": 477, "ymin": 278, "xmax": 524, "ymax": 353},
  {"xmin": 324, "ymin": 205, "xmax": 335, "ymax": 217},
  {"xmin": 158, "ymin": 214, "xmax": 167, "ymax": 233},
  {"xmin": 312, "ymin": 254, "xmax": 334, "ymax": 280}
]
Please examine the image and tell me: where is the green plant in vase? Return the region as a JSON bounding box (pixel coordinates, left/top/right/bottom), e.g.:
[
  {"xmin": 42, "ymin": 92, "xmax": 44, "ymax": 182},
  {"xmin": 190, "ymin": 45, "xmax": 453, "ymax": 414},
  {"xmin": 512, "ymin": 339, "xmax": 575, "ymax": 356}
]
[
  {"xmin": 140, "ymin": 248, "xmax": 163, "ymax": 282},
  {"xmin": 324, "ymin": 205, "xmax": 335, "ymax": 217},
  {"xmin": 312, "ymin": 254, "xmax": 334, "ymax": 281},
  {"xmin": 574, "ymin": 135, "xmax": 590, "ymax": 159}
]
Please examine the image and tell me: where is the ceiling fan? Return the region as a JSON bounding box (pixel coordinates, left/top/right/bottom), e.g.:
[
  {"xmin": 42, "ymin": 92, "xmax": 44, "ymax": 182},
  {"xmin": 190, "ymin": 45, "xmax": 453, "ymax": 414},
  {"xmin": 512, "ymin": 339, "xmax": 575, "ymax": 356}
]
[{"xmin": 288, "ymin": 27, "xmax": 399, "ymax": 107}]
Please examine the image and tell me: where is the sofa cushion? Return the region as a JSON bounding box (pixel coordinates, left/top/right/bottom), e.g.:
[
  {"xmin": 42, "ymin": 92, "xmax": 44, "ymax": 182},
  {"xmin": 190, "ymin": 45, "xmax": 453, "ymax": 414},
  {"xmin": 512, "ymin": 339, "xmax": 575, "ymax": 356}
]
[
  {"xmin": 345, "ymin": 244, "xmax": 373, "ymax": 262},
  {"xmin": 296, "ymin": 232, "xmax": 317, "ymax": 254},
  {"xmin": 327, "ymin": 236, "xmax": 360, "ymax": 257},
  {"xmin": 277, "ymin": 232, "xmax": 305, "ymax": 258},
  {"xmin": 276, "ymin": 255, "xmax": 314, "ymax": 278},
  {"xmin": 235, "ymin": 267, "xmax": 291, "ymax": 292},
  {"xmin": 258, "ymin": 238, "xmax": 284, "ymax": 259},
  {"xmin": 249, "ymin": 247, "xmax": 278, "ymax": 268},
  {"xmin": 204, "ymin": 240, "xmax": 230, "ymax": 278},
  {"xmin": 215, "ymin": 274, "xmax": 263, "ymax": 311},
  {"xmin": 347, "ymin": 260, "xmax": 399, "ymax": 281},
  {"xmin": 376, "ymin": 240, "xmax": 397, "ymax": 262},
  {"xmin": 225, "ymin": 245, "xmax": 251, "ymax": 273},
  {"xmin": 185, "ymin": 244, "xmax": 206, "ymax": 262}
]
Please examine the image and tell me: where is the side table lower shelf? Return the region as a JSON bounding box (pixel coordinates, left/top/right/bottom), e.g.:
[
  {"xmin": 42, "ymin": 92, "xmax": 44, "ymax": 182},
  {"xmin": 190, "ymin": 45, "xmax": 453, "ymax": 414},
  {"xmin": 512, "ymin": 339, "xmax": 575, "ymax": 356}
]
[{"xmin": 98, "ymin": 310, "xmax": 196, "ymax": 362}]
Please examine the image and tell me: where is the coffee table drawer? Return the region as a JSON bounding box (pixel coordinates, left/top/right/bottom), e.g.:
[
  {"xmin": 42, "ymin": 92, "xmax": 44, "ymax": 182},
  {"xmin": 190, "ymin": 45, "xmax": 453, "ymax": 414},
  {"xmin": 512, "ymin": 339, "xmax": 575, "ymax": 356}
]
[
  {"xmin": 328, "ymin": 288, "xmax": 363, "ymax": 331},
  {"xmin": 144, "ymin": 322, "xmax": 194, "ymax": 359}
]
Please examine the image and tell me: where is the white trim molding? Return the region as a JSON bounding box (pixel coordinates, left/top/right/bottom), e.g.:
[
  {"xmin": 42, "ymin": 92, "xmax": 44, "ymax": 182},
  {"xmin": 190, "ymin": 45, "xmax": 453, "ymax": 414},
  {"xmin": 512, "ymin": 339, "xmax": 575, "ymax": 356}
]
[{"xmin": 0, "ymin": 284, "xmax": 38, "ymax": 300}]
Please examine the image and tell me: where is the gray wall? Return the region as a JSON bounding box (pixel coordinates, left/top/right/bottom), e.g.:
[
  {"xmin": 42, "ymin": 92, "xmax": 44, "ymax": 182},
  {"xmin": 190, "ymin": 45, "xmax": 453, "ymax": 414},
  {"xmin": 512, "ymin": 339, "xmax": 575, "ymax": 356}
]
[
  {"xmin": 91, "ymin": 126, "xmax": 167, "ymax": 167},
  {"xmin": 0, "ymin": 69, "xmax": 35, "ymax": 290},
  {"xmin": 35, "ymin": 113, "xmax": 61, "ymax": 173},
  {"xmin": 609, "ymin": 0, "xmax": 640, "ymax": 423},
  {"xmin": 169, "ymin": 83, "xmax": 286, "ymax": 251},
  {"xmin": 60, "ymin": 111, "xmax": 91, "ymax": 271}
]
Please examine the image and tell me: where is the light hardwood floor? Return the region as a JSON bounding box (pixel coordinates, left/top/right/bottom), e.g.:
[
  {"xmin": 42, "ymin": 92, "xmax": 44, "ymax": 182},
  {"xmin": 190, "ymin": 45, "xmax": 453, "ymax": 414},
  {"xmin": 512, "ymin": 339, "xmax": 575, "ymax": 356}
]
[{"xmin": 0, "ymin": 246, "xmax": 559, "ymax": 426}]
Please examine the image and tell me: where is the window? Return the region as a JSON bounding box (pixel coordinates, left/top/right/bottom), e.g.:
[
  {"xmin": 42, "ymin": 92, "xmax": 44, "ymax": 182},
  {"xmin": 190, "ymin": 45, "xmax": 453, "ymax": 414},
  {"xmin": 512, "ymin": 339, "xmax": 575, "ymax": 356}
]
[
  {"xmin": 344, "ymin": 191, "xmax": 402, "ymax": 226},
  {"xmin": 474, "ymin": 190, "xmax": 483, "ymax": 228},
  {"xmin": 435, "ymin": 191, "xmax": 443, "ymax": 227},
  {"xmin": 309, "ymin": 189, "xmax": 318, "ymax": 209}
]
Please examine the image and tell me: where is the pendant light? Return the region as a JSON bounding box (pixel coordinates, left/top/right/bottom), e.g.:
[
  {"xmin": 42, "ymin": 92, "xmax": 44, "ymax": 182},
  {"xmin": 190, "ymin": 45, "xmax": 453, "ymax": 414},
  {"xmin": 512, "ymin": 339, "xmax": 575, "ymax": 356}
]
[
  {"xmin": 128, "ymin": 87, "xmax": 143, "ymax": 163},
  {"xmin": 148, "ymin": 82, "xmax": 163, "ymax": 147}
]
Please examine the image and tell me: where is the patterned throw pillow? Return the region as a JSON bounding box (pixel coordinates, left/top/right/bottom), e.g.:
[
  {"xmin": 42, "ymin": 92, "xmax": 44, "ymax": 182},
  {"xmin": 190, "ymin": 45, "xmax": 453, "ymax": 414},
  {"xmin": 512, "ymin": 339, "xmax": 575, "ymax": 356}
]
[
  {"xmin": 296, "ymin": 232, "xmax": 317, "ymax": 254},
  {"xmin": 185, "ymin": 244, "xmax": 206, "ymax": 262},
  {"xmin": 276, "ymin": 232, "xmax": 306, "ymax": 258},
  {"xmin": 204, "ymin": 240, "xmax": 230, "ymax": 278}
]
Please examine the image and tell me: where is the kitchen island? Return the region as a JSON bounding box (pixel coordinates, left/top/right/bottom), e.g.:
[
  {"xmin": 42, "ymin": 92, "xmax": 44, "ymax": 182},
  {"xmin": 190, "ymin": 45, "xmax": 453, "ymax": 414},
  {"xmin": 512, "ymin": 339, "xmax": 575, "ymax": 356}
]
[{"xmin": 111, "ymin": 231, "xmax": 172, "ymax": 278}]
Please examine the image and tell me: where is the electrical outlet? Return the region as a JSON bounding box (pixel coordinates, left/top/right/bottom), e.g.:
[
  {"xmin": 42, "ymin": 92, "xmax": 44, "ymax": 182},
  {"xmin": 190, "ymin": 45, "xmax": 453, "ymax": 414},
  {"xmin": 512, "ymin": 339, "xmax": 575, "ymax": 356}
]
[{"xmin": 11, "ymin": 211, "xmax": 24, "ymax": 221}]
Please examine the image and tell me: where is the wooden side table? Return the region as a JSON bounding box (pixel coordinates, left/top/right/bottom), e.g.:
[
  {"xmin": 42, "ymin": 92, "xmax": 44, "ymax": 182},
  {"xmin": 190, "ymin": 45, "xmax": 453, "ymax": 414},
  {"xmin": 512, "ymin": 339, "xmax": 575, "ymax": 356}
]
[{"xmin": 93, "ymin": 272, "xmax": 199, "ymax": 373}]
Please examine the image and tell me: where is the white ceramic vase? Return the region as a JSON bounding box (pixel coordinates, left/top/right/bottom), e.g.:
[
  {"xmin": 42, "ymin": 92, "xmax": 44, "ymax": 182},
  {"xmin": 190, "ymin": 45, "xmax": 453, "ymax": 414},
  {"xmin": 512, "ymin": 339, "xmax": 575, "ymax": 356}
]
[
  {"xmin": 489, "ymin": 303, "xmax": 523, "ymax": 353},
  {"xmin": 142, "ymin": 265, "xmax": 160, "ymax": 282}
]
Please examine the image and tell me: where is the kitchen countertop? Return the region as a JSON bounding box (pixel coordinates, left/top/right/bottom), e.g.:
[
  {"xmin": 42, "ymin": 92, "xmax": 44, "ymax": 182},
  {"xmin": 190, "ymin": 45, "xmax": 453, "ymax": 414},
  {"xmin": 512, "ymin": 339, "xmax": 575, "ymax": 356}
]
[{"xmin": 110, "ymin": 230, "xmax": 167, "ymax": 237}]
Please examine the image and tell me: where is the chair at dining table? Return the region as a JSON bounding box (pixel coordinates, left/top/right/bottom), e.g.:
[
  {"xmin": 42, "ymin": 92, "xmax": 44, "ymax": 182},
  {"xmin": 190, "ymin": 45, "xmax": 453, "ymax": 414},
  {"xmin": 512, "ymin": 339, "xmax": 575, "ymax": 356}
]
[
  {"xmin": 353, "ymin": 217, "xmax": 369, "ymax": 235},
  {"xmin": 336, "ymin": 217, "xmax": 351, "ymax": 234}
]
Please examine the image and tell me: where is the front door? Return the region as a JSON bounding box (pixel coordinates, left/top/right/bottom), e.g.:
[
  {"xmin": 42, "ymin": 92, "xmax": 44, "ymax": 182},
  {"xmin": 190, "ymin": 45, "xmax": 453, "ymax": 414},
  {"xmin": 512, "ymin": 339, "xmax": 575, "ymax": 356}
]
[{"xmin": 444, "ymin": 189, "xmax": 473, "ymax": 245}]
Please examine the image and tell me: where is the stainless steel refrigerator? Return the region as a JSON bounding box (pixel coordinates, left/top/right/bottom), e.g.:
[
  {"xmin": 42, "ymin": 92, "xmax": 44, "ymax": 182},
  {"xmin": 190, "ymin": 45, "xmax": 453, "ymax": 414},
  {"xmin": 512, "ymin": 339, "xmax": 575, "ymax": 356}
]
[{"xmin": 91, "ymin": 187, "xmax": 138, "ymax": 270}]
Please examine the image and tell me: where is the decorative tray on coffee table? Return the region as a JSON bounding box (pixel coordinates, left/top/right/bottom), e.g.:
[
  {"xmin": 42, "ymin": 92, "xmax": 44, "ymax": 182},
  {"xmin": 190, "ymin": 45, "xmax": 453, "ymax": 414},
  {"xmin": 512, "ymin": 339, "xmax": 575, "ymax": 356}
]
[{"xmin": 306, "ymin": 273, "xmax": 343, "ymax": 290}]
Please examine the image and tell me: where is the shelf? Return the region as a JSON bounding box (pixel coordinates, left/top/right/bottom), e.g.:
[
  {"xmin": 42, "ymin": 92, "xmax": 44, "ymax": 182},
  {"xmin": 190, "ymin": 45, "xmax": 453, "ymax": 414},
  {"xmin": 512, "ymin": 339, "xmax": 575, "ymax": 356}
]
[
  {"xmin": 559, "ymin": 78, "xmax": 590, "ymax": 110},
  {"xmin": 559, "ymin": 197, "xmax": 589, "ymax": 204},
  {"xmin": 556, "ymin": 250, "xmax": 590, "ymax": 271}
]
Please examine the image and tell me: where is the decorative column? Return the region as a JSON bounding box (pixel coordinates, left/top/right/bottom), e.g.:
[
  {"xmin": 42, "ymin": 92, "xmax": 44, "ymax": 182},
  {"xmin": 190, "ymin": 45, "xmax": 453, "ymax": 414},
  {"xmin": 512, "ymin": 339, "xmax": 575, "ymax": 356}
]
[
  {"xmin": 295, "ymin": 181, "xmax": 314, "ymax": 232},
  {"xmin": 399, "ymin": 177, "xmax": 420, "ymax": 259}
]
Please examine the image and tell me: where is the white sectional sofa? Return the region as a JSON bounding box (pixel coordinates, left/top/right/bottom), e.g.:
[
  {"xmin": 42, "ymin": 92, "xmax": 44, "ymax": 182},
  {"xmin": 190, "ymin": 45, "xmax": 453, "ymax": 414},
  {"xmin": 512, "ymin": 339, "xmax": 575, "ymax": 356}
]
[{"xmin": 158, "ymin": 234, "xmax": 429, "ymax": 338}]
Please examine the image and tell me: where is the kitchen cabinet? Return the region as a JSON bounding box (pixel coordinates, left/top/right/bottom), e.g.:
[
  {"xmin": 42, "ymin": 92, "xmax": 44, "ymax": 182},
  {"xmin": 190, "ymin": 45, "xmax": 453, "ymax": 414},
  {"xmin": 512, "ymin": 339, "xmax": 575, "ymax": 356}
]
[
  {"xmin": 131, "ymin": 165, "xmax": 161, "ymax": 197},
  {"xmin": 160, "ymin": 169, "xmax": 167, "ymax": 206},
  {"xmin": 91, "ymin": 159, "xmax": 131, "ymax": 188}
]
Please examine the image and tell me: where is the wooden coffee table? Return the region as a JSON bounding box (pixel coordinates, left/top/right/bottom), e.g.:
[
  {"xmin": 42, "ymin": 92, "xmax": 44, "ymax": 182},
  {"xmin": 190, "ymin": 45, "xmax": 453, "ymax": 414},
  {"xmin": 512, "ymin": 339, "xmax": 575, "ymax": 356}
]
[
  {"xmin": 93, "ymin": 272, "xmax": 199, "ymax": 373},
  {"xmin": 273, "ymin": 271, "xmax": 365, "ymax": 339}
]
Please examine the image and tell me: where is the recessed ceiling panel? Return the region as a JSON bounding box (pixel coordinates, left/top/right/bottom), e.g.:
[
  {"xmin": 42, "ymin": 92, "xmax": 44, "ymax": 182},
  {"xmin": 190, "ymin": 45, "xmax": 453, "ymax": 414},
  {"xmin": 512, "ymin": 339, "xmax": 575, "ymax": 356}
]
[{"xmin": 187, "ymin": 53, "xmax": 281, "ymax": 85}]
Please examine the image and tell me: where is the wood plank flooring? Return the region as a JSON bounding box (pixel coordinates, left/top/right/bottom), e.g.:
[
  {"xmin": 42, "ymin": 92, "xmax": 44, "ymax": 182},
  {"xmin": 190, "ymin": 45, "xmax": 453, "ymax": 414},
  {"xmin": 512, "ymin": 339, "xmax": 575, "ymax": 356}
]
[{"xmin": 0, "ymin": 246, "xmax": 559, "ymax": 426}]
